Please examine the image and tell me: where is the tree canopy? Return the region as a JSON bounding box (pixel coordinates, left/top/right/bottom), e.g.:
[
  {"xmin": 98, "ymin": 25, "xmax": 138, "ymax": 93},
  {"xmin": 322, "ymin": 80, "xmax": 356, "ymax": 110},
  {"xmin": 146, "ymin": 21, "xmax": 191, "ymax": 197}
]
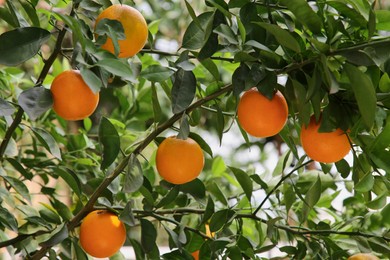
[{"xmin": 0, "ymin": 0, "xmax": 390, "ymax": 259}]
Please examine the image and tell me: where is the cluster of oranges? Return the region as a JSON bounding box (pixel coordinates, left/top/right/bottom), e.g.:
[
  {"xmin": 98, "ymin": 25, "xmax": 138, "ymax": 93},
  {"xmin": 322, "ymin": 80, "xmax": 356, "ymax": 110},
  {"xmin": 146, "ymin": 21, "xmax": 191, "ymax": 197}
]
[
  {"xmin": 49, "ymin": 3, "xmax": 352, "ymax": 259},
  {"xmin": 50, "ymin": 4, "xmax": 148, "ymax": 121},
  {"xmin": 237, "ymin": 87, "xmax": 351, "ymax": 164}
]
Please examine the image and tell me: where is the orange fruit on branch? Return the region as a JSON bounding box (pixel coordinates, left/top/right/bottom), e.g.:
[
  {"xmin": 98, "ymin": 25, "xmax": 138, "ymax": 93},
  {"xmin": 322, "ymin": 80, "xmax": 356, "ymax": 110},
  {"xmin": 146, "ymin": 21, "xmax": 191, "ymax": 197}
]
[
  {"xmin": 50, "ymin": 70, "xmax": 99, "ymax": 121},
  {"xmin": 79, "ymin": 210, "xmax": 126, "ymax": 258},
  {"xmin": 95, "ymin": 4, "xmax": 148, "ymax": 58},
  {"xmin": 237, "ymin": 88, "xmax": 288, "ymax": 138},
  {"xmin": 156, "ymin": 136, "xmax": 204, "ymax": 185},
  {"xmin": 347, "ymin": 253, "xmax": 380, "ymax": 260},
  {"xmin": 300, "ymin": 115, "xmax": 350, "ymax": 163}
]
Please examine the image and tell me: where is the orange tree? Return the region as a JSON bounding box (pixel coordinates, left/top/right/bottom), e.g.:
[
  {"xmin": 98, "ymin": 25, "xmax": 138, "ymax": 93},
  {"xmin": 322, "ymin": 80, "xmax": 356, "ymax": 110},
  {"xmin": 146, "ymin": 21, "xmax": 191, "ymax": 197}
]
[{"xmin": 0, "ymin": 0, "xmax": 390, "ymax": 259}]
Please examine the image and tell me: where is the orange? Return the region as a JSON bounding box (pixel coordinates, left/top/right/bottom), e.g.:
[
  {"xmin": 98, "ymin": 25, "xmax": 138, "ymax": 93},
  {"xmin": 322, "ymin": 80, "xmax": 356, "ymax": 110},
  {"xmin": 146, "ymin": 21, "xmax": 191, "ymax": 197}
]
[
  {"xmin": 50, "ymin": 70, "xmax": 99, "ymax": 121},
  {"xmin": 191, "ymin": 250, "xmax": 200, "ymax": 260},
  {"xmin": 237, "ymin": 88, "xmax": 288, "ymax": 138},
  {"xmin": 300, "ymin": 115, "xmax": 350, "ymax": 163},
  {"xmin": 156, "ymin": 136, "xmax": 204, "ymax": 185},
  {"xmin": 348, "ymin": 253, "xmax": 380, "ymax": 260},
  {"xmin": 95, "ymin": 4, "xmax": 148, "ymax": 58},
  {"xmin": 79, "ymin": 210, "xmax": 126, "ymax": 258}
]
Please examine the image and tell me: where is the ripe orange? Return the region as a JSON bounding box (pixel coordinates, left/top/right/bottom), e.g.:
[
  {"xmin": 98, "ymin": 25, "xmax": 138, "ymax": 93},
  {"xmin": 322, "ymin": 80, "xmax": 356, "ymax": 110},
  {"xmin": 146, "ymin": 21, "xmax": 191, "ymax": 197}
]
[
  {"xmin": 347, "ymin": 253, "xmax": 379, "ymax": 260},
  {"xmin": 237, "ymin": 88, "xmax": 288, "ymax": 138},
  {"xmin": 95, "ymin": 4, "xmax": 148, "ymax": 58},
  {"xmin": 50, "ymin": 70, "xmax": 99, "ymax": 121},
  {"xmin": 300, "ymin": 115, "xmax": 350, "ymax": 163},
  {"xmin": 191, "ymin": 250, "xmax": 200, "ymax": 260},
  {"xmin": 156, "ymin": 136, "xmax": 204, "ymax": 185},
  {"xmin": 79, "ymin": 210, "xmax": 126, "ymax": 258}
]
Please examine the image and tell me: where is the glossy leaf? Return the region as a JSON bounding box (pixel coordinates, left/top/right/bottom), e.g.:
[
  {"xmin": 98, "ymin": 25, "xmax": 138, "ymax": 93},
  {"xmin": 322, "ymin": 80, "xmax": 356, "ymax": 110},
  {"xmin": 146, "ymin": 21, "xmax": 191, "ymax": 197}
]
[
  {"xmin": 31, "ymin": 127, "xmax": 62, "ymax": 160},
  {"xmin": 344, "ymin": 63, "xmax": 376, "ymax": 129},
  {"xmin": 182, "ymin": 12, "xmax": 214, "ymax": 50},
  {"xmin": 189, "ymin": 132, "xmax": 213, "ymax": 157},
  {"xmin": 96, "ymin": 59, "xmax": 134, "ymax": 82},
  {"xmin": 180, "ymin": 179, "xmax": 206, "ymax": 200},
  {"xmin": 0, "ymin": 206, "xmax": 18, "ymax": 232},
  {"xmin": 123, "ymin": 154, "xmax": 144, "ymax": 193},
  {"xmin": 209, "ymin": 209, "xmax": 236, "ymax": 232},
  {"xmin": 7, "ymin": 158, "xmax": 33, "ymax": 180},
  {"xmin": 171, "ymin": 69, "xmax": 196, "ymax": 114},
  {"xmin": 141, "ymin": 219, "xmax": 158, "ymax": 253},
  {"xmin": 302, "ymin": 175, "xmax": 321, "ymax": 222},
  {"xmin": 18, "ymin": 87, "xmax": 53, "ymax": 121},
  {"xmin": 80, "ymin": 68, "xmax": 103, "ymax": 94},
  {"xmin": 99, "ymin": 117, "xmax": 120, "ymax": 169},
  {"xmin": 213, "ymin": 24, "xmax": 238, "ymax": 44},
  {"xmin": 0, "ymin": 27, "xmax": 50, "ymax": 66},
  {"xmin": 355, "ymin": 172, "xmax": 374, "ymax": 193},
  {"xmin": 140, "ymin": 65, "xmax": 174, "ymax": 82},
  {"xmin": 229, "ymin": 167, "xmax": 253, "ymax": 200},
  {"xmin": 1, "ymin": 175, "xmax": 31, "ymax": 203},
  {"xmin": 255, "ymin": 22, "xmax": 301, "ymax": 53},
  {"xmin": 279, "ymin": 0, "xmax": 322, "ymax": 34},
  {"xmin": 39, "ymin": 224, "xmax": 68, "ymax": 247}
]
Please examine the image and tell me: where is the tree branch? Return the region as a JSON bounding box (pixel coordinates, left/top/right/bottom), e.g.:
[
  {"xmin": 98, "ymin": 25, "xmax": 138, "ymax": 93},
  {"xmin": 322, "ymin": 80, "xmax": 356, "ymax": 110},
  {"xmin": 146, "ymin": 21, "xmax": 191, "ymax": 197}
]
[
  {"xmin": 141, "ymin": 48, "xmax": 235, "ymax": 62},
  {"xmin": 252, "ymin": 160, "xmax": 313, "ymax": 216},
  {"xmin": 0, "ymin": 13, "xmax": 72, "ymax": 162}
]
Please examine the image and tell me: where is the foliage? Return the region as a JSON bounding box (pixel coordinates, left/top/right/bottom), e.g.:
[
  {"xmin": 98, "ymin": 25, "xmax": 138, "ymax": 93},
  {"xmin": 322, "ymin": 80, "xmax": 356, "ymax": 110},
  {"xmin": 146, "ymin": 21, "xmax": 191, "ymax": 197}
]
[{"xmin": 0, "ymin": 0, "xmax": 390, "ymax": 259}]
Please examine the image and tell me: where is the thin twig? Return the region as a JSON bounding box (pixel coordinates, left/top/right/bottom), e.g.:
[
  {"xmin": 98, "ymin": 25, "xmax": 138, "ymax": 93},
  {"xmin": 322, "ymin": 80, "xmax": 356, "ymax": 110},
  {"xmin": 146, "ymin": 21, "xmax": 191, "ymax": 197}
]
[{"xmin": 252, "ymin": 160, "xmax": 313, "ymax": 216}]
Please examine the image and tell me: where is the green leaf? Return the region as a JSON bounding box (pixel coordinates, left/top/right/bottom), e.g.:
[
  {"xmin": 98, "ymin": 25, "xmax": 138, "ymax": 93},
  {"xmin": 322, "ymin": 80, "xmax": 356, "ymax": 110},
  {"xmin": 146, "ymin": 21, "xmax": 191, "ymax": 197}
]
[
  {"xmin": 52, "ymin": 198, "xmax": 73, "ymax": 221},
  {"xmin": 229, "ymin": 167, "xmax": 253, "ymax": 200},
  {"xmin": 119, "ymin": 201, "xmax": 137, "ymax": 226},
  {"xmin": 254, "ymin": 22, "xmax": 301, "ymax": 53},
  {"xmin": 232, "ymin": 63, "xmax": 250, "ymax": 97},
  {"xmin": 177, "ymin": 114, "xmax": 190, "ymax": 140},
  {"xmin": 0, "ymin": 2, "xmax": 19, "ymax": 27},
  {"xmin": 39, "ymin": 224, "xmax": 68, "ymax": 247},
  {"xmin": 0, "ymin": 98, "xmax": 15, "ymax": 116},
  {"xmin": 180, "ymin": 179, "xmax": 206, "ymax": 200},
  {"xmin": 327, "ymin": 1, "xmax": 367, "ymax": 27},
  {"xmin": 354, "ymin": 171, "xmax": 374, "ymax": 193},
  {"xmin": 0, "ymin": 27, "xmax": 50, "ymax": 66},
  {"xmin": 18, "ymin": 0, "xmax": 40, "ymax": 27},
  {"xmin": 96, "ymin": 59, "xmax": 134, "ymax": 82},
  {"xmin": 207, "ymin": 182, "xmax": 228, "ymax": 205},
  {"xmin": 0, "ymin": 175, "xmax": 31, "ymax": 203},
  {"xmin": 376, "ymin": 10, "xmax": 390, "ymax": 31},
  {"xmin": 201, "ymin": 197, "xmax": 215, "ymax": 225},
  {"xmin": 99, "ymin": 117, "xmax": 120, "ymax": 169},
  {"xmin": 54, "ymin": 13, "xmax": 86, "ymax": 51},
  {"xmin": 7, "ymin": 158, "xmax": 33, "ymax": 180},
  {"xmin": 140, "ymin": 65, "xmax": 174, "ymax": 82},
  {"xmin": 213, "ymin": 24, "xmax": 238, "ymax": 45},
  {"xmin": 151, "ymin": 83, "xmax": 162, "ymax": 122},
  {"xmin": 369, "ymin": 115, "xmax": 390, "ymax": 152},
  {"xmin": 184, "ymin": 0, "xmax": 202, "ymax": 30},
  {"xmin": 200, "ymin": 59, "xmax": 220, "ymax": 81},
  {"xmin": 344, "ymin": 63, "xmax": 376, "ymax": 129},
  {"xmin": 381, "ymin": 203, "xmax": 390, "ymax": 226},
  {"xmin": 80, "ymin": 68, "xmax": 103, "ymax": 94},
  {"xmin": 31, "ymin": 127, "xmax": 62, "ymax": 160},
  {"xmin": 0, "ymin": 206, "xmax": 18, "ymax": 232},
  {"xmin": 141, "ymin": 219, "xmax": 158, "ymax": 253},
  {"xmin": 54, "ymin": 168, "xmax": 81, "ymax": 197},
  {"xmin": 379, "ymin": 73, "xmax": 390, "ymax": 92},
  {"xmin": 366, "ymin": 193, "xmax": 387, "ymax": 210},
  {"xmin": 182, "ymin": 12, "xmax": 214, "ymax": 50},
  {"xmin": 302, "ymin": 175, "xmax": 322, "ymax": 222},
  {"xmin": 171, "ymin": 69, "xmax": 196, "ymax": 114},
  {"xmin": 209, "ymin": 209, "xmax": 236, "ymax": 232},
  {"xmin": 123, "ymin": 154, "xmax": 144, "ymax": 193},
  {"xmin": 279, "ymin": 0, "xmax": 322, "ymax": 34},
  {"xmin": 189, "ymin": 132, "xmax": 213, "ymax": 157},
  {"xmin": 156, "ymin": 186, "xmax": 180, "ymax": 208},
  {"xmin": 163, "ymin": 224, "xmax": 183, "ymax": 251},
  {"xmin": 18, "ymin": 87, "xmax": 53, "ymax": 121}
]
